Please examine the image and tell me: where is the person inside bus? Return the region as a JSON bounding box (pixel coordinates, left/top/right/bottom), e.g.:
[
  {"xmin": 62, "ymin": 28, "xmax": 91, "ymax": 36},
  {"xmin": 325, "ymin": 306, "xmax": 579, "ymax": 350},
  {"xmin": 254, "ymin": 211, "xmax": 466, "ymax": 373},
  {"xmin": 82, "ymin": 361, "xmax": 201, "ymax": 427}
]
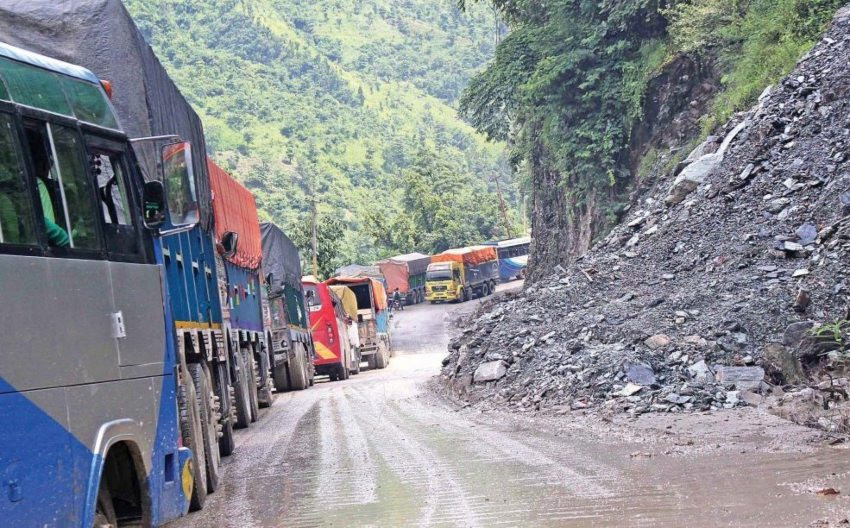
[{"xmin": 27, "ymin": 132, "xmax": 69, "ymax": 247}]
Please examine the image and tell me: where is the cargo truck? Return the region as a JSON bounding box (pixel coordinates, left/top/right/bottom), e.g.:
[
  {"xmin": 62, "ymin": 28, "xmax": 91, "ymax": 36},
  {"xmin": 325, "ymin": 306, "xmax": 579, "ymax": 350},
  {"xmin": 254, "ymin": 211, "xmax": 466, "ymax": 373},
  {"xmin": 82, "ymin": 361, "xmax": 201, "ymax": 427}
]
[
  {"xmin": 261, "ymin": 222, "xmax": 316, "ymax": 391},
  {"xmin": 377, "ymin": 252, "xmax": 431, "ymax": 305},
  {"xmin": 302, "ymin": 280, "xmax": 359, "ymax": 381},
  {"xmin": 326, "ymin": 277, "xmax": 391, "ymax": 369},
  {"xmin": 425, "ymin": 246, "xmax": 499, "ymax": 303}
]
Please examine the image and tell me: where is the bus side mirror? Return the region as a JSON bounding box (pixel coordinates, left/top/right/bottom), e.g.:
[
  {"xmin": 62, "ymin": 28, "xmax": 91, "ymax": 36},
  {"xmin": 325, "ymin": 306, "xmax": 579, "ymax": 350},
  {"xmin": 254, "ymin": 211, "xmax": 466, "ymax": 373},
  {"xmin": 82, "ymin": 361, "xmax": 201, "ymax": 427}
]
[
  {"xmin": 221, "ymin": 231, "xmax": 238, "ymax": 259},
  {"xmin": 142, "ymin": 180, "xmax": 166, "ymax": 229},
  {"xmin": 161, "ymin": 141, "xmax": 199, "ymax": 228}
]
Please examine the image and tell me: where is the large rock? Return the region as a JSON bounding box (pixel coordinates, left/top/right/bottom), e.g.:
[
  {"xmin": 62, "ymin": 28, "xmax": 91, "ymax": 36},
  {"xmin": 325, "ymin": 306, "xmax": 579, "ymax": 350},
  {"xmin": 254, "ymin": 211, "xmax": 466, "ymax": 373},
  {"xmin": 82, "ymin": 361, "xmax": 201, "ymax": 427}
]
[
  {"xmin": 665, "ymin": 152, "xmax": 723, "ymax": 205},
  {"xmin": 644, "ymin": 334, "xmax": 671, "ymax": 350},
  {"xmin": 715, "ymin": 366, "xmax": 765, "ymax": 390},
  {"xmin": 763, "ymin": 342, "xmax": 805, "ymax": 384},
  {"xmin": 665, "ymin": 117, "xmax": 749, "ymax": 205},
  {"xmin": 473, "ymin": 360, "xmax": 508, "ymax": 383},
  {"xmin": 626, "ymin": 362, "xmax": 657, "ymax": 385},
  {"xmin": 687, "ymin": 360, "xmax": 715, "ymax": 385}
]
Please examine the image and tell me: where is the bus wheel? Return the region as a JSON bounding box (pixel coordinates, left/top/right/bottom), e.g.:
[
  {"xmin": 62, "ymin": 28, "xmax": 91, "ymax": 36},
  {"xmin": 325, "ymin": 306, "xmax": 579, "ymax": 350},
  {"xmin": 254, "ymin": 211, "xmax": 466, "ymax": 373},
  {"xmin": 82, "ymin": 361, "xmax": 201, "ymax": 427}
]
[
  {"xmin": 233, "ymin": 350, "xmax": 252, "ymax": 429},
  {"xmin": 246, "ymin": 349, "xmax": 260, "ymax": 422},
  {"xmin": 289, "ymin": 346, "xmax": 309, "ymax": 390},
  {"xmin": 216, "ymin": 362, "xmax": 235, "ymax": 457},
  {"xmin": 189, "ymin": 363, "xmax": 220, "ymax": 493},
  {"xmin": 93, "ymin": 480, "xmax": 117, "ymax": 528},
  {"xmin": 178, "ymin": 369, "xmax": 208, "ymax": 510}
]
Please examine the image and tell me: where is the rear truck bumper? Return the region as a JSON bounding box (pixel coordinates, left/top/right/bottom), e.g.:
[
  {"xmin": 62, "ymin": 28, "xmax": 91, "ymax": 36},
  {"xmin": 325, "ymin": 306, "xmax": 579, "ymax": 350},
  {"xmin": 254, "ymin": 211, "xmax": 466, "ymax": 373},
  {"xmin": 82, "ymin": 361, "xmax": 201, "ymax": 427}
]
[
  {"xmin": 359, "ymin": 344, "xmax": 378, "ymax": 357},
  {"xmin": 314, "ymin": 362, "xmax": 343, "ymax": 376}
]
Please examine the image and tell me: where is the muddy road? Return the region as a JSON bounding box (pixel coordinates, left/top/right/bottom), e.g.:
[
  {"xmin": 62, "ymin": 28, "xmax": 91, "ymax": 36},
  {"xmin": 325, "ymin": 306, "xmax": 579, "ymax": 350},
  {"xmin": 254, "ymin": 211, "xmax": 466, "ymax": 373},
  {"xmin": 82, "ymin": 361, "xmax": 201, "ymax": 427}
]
[{"xmin": 169, "ymin": 283, "xmax": 850, "ymax": 527}]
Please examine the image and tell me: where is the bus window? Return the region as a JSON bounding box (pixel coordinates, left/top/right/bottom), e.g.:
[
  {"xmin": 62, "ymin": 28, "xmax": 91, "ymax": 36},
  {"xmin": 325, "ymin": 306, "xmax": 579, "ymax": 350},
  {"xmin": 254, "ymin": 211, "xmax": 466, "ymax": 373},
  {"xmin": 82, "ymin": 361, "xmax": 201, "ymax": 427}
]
[
  {"xmin": 0, "ymin": 113, "xmax": 36, "ymax": 245},
  {"xmin": 25, "ymin": 122, "xmax": 101, "ymax": 250},
  {"xmin": 87, "ymin": 142, "xmax": 141, "ymax": 257}
]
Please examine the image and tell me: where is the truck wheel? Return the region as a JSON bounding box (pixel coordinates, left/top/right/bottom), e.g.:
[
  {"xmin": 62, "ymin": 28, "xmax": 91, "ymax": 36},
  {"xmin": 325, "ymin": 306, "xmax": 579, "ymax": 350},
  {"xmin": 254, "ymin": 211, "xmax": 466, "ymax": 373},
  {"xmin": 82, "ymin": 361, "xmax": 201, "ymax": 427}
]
[
  {"xmin": 189, "ymin": 363, "xmax": 220, "ymax": 493},
  {"xmin": 289, "ymin": 346, "xmax": 309, "ymax": 390},
  {"xmin": 463, "ymin": 288, "xmax": 470, "ymax": 302},
  {"xmin": 339, "ymin": 361, "xmax": 350, "ymax": 381},
  {"xmin": 233, "ymin": 350, "xmax": 252, "ymax": 429},
  {"xmin": 246, "ymin": 349, "xmax": 260, "ymax": 422},
  {"xmin": 375, "ymin": 345, "xmax": 388, "ymax": 369},
  {"xmin": 257, "ymin": 347, "xmax": 274, "ymax": 408},
  {"xmin": 366, "ymin": 354, "xmax": 377, "ymax": 370},
  {"xmin": 272, "ymin": 356, "xmax": 291, "ymax": 392},
  {"xmin": 351, "ymin": 349, "xmax": 361, "ymax": 375},
  {"xmin": 178, "ymin": 367, "xmax": 207, "ymax": 511},
  {"xmin": 215, "ymin": 362, "xmax": 235, "ymax": 457}
]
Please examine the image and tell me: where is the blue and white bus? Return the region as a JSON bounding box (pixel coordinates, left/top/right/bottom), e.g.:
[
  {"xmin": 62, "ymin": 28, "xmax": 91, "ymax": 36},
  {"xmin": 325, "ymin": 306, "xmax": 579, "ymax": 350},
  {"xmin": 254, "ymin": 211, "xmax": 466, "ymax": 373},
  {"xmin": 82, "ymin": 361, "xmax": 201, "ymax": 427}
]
[
  {"xmin": 0, "ymin": 42, "xmax": 201, "ymax": 526},
  {"xmin": 485, "ymin": 236, "xmax": 532, "ymax": 282}
]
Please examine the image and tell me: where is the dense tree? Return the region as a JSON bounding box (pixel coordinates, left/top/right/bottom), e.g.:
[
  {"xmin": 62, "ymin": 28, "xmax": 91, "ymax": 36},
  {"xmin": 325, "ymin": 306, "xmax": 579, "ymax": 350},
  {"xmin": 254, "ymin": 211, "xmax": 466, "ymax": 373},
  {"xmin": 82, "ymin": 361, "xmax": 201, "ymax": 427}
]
[{"xmin": 124, "ymin": 0, "xmax": 518, "ymax": 264}]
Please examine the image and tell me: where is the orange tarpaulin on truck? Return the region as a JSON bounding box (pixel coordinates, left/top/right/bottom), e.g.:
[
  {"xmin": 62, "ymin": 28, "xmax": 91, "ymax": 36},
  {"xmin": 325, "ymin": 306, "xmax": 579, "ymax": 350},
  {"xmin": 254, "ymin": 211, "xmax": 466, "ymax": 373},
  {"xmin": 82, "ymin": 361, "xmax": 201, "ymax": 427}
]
[
  {"xmin": 431, "ymin": 246, "xmax": 497, "ymax": 266},
  {"xmin": 377, "ymin": 260, "xmax": 408, "ymax": 293},
  {"xmin": 208, "ymin": 157, "xmax": 263, "ymax": 270},
  {"xmin": 326, "ymin": 276, "xmax": 388, "ymax": 311}
]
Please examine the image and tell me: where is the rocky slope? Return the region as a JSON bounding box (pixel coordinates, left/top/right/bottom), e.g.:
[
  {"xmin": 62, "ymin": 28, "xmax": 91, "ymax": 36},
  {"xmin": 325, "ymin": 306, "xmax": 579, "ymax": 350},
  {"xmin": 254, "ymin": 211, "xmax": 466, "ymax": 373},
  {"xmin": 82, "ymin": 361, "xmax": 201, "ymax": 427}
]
[{"xmin": 441, "ymin": 7, "xmax": 850, "ymax": 432}]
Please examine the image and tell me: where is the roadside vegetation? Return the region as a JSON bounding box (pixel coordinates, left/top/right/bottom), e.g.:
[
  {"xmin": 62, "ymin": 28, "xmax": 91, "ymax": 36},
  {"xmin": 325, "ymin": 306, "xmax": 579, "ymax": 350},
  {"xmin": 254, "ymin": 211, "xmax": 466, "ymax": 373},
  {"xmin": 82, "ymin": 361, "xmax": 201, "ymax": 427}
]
[{"xmin": 459, "ymin": 0, "xmax": 845, "ymax": 273}]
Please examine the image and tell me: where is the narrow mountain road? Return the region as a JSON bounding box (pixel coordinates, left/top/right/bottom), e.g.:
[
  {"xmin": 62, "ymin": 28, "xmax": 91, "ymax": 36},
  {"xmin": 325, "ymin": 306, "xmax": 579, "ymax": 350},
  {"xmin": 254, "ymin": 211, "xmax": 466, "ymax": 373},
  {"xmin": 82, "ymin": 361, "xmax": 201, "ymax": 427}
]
[{"xmin": 168, "ymin": 282, "xmax": 850, "ymax": 527}]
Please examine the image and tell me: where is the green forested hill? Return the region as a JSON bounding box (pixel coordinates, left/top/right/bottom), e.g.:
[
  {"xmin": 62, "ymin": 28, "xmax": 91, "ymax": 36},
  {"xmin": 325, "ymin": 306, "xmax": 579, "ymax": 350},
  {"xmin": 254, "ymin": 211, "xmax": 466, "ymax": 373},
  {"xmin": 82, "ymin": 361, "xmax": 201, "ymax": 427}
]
[{"xmin": 124, "ymin": 0, "xmax": 515, "ymax": 271}]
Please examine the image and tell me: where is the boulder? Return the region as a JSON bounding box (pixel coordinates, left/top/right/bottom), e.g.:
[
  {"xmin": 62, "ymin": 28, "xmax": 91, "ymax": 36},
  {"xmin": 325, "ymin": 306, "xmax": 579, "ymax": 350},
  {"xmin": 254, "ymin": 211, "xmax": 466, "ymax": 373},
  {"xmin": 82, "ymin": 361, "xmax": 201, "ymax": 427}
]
[
  {"xmin": 644, "ymin": 334, "xmax": 672, "ymax": 350},
  {"xmin": 626, "ymin": 362, "xmax": 657, "ymax": 385},
  {"xmin": 687, "ymin": 360, "xmax": 715, "ymax": 384},
  {"xmin": 763, "ymin": 342, "xmax": 805, "ymax": 384},
  {"xmin": 715, "ymin": 366, "xmax": 765, "ymax": 390},
  {"xmin": 782, "ymin": 321, "xmax": 815, "ymax": 348},
  {"xmin": 666, "ymin": 152, "xmax": 722, "ymax": 205},
  {"xmin": 473, "ymin": 360, "xmax": 508, "ymax": 383}
]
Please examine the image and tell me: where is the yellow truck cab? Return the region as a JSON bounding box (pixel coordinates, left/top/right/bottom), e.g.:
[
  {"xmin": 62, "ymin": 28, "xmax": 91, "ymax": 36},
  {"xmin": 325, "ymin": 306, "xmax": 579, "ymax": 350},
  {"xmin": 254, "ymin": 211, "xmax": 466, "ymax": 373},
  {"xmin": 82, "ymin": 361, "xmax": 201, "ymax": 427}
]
[{"xmin": 425, "ymin": 246, "xmax": 498, "ymax": 303}]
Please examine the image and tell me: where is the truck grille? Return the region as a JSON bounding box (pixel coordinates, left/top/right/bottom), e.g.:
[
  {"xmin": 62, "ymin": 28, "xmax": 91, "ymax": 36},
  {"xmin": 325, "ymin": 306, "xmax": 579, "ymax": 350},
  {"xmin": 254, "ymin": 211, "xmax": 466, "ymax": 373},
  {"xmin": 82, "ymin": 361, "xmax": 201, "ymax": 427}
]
[{"xmin": 432, "ymin": 285, "xmax": 447, "ymax": 291}]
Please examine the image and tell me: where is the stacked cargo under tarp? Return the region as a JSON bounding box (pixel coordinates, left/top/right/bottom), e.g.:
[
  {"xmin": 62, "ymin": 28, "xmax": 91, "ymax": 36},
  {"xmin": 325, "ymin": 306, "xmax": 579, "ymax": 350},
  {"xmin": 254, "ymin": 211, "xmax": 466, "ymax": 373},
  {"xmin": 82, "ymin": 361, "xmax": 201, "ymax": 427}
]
[
  {"xmin": 377, "ymin": 252, "xmax": 431, "ymax": 304},
  {"xmin": 431, "ymin": 246, "xmax": 498, "ymax": 266},
  {"xmin": 260, "ymin": 222, "xmax": 309, "ymax": 333},
  {"xmin": 0, "ymin": 0, "xmax": 213, "ymax": 228},
  {"xmin": 207, "ymin": 158, "xmax": 263, "ymax": 332}
]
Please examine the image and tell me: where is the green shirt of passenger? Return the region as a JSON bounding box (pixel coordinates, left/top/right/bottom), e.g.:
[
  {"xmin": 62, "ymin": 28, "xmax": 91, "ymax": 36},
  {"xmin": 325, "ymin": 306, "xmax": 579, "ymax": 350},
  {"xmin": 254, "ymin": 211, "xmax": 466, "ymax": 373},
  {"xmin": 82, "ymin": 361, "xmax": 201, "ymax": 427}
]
[{"xmin": 37, "ymin": 178, "xmax": 69, "ymax": 247}]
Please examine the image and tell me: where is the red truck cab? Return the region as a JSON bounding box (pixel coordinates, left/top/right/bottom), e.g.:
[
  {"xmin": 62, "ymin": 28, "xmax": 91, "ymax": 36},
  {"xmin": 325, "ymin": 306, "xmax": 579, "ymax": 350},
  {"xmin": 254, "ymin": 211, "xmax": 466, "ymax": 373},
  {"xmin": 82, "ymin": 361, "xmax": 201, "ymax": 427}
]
[{"xmin": 302, "ymin": 278, "xmax": 356, "ymax": 381}]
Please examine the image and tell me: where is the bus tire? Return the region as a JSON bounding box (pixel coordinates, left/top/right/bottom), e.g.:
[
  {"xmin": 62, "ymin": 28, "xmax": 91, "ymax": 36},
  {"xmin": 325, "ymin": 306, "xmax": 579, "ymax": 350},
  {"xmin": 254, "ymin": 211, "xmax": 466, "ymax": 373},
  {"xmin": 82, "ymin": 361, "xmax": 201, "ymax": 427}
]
[
  {"xmin": 93, "ymin": 479, "xmax": 117, "ymax": 528},
  {"xmin": 246, "ymin": 349, "xmax": 260, "ymax": 422},
  {"xmin": 289, "ymin": 345, "xmax": 309, "ymax": 390},
  {"xmin": 189, "ymin": 362, "xmax": 220, "ymax": 493},
  {"xmin": 233, "ymin": 350, "xmax": 252, "ymax": 429},
  {"xmin": 178, "ymin": 369, "xmax": 208, "ymax": 511},
  {"xmin": 216, "ymin": 362, "xmax": 235, "ymax": 457}
]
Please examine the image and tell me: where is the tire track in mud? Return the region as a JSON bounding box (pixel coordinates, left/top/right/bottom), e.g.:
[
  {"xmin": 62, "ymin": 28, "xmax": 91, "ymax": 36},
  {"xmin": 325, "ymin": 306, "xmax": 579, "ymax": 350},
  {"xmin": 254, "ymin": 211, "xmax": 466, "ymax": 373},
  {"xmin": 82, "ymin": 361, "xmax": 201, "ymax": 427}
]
[
  {"xmin": 393, "ymin": 395, "xmax": 615, "ymax": 498},
  {"xmin": 345, "ymin": 384, "xmax": 482, "ymax": 528},
  {"xmin": 315, "ymin": 388, "xmax": 378, "ymax": 507},
  {"xmin": 169, "ymin": 390, "xmax": 325, "ymax": 528}
]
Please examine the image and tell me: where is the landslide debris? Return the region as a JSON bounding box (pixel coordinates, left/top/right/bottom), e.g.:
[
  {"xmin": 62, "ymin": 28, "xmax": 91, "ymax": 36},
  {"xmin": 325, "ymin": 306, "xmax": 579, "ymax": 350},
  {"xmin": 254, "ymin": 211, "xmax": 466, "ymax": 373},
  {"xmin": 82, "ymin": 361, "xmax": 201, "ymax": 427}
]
[{"xmin": 441, "ymin": 8, "xmax": 850, "ymax": 431}]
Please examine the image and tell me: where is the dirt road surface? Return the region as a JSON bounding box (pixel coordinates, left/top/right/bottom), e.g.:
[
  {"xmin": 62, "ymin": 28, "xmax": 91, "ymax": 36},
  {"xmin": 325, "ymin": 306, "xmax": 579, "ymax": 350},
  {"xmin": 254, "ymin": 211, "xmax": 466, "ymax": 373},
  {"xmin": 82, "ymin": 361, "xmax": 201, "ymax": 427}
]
[{"xmin": 169, "ymin": 282, "xmax": 850, "ymax": 527}]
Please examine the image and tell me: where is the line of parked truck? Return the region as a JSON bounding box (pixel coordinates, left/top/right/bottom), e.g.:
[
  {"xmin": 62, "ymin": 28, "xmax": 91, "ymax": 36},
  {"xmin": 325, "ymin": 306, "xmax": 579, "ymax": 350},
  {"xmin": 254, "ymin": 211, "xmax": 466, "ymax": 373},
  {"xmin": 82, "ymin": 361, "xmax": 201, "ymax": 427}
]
[
  {"xmin": 337, "ymin": 236, "xmax": 531, "ymax": 307},
  {"xmin": 0, "ymin": 3, "xmax": 533, "ymax": 526}
]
